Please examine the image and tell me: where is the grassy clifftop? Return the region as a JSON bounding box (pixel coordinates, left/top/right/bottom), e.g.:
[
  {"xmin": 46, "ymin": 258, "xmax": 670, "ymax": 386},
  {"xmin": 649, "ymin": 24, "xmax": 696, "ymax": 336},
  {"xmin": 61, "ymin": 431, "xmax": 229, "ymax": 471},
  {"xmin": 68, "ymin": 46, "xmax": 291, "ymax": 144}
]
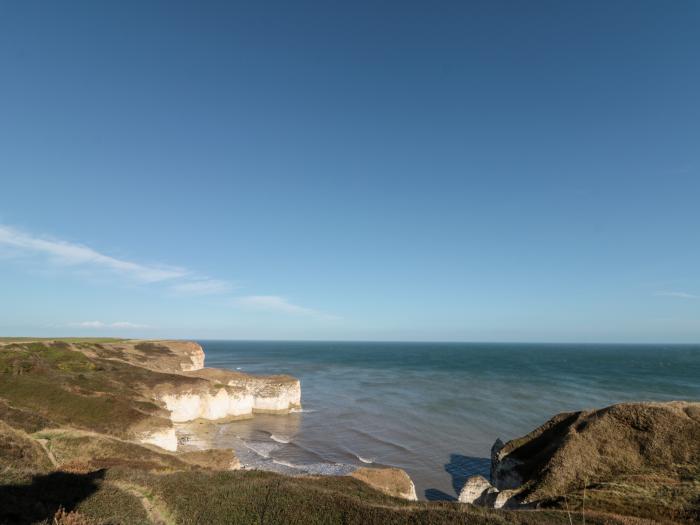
[
  {"xmin": 0, "ymin": 405, "xmax": 584, "ymax": 525},
  {"xmin": 0, "ymin": 423, "xmax": 642, "ymax": 525},
  {"xmin": 0, "ymin": 341, "xmax": 174, "ymax": 439},
  {"xmin": 492, "ymin": 401, "xmax": 700, "ymax": 523}
]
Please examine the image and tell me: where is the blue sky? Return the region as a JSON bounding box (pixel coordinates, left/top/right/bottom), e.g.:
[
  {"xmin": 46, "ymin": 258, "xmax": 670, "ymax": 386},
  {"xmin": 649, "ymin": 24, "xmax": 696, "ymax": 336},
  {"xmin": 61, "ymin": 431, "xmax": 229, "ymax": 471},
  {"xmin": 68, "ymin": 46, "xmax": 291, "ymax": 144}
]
[{"xmin": 1, "ymin": 1, "xmax": 699, "ymax": 342}]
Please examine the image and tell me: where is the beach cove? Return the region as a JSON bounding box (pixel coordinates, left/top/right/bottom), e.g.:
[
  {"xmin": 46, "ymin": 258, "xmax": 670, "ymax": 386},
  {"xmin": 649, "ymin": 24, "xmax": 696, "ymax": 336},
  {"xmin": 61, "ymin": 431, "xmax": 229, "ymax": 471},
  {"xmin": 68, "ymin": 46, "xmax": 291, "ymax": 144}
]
[{"xmin": 194, "ymin": 340, "xmax": 700, "ymax": 499}]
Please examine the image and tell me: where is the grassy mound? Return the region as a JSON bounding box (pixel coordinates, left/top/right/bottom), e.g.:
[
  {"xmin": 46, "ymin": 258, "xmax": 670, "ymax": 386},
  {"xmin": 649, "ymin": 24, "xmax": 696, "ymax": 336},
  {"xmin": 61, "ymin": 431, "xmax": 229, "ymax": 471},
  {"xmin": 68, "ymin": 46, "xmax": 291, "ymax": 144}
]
[
  {"xmin": 494, "ymin": 401, "xmax": 700, "ymax": 522},
  {"xmin": 0, "ymin": 341, "xmax": 179, "ymax": 439},
  {"xmin": 0, "ymin": 421, "xmax": 54, "ymax": 475}
]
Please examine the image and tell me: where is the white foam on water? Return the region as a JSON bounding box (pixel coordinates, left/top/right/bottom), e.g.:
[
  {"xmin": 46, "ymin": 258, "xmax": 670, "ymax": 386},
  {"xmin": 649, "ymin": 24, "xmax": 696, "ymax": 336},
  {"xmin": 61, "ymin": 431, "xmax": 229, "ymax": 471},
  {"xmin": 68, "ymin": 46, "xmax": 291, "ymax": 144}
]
[
  {"xmin": 355, "ymin": 454, "xmax": 375, "ymax": 464},
  {"xmin": 242, "ymin": 440, "xmax": 280, "ymax": 458},
  {"xmin": 270, "ymin": 434, "xmax": 291, "ymax": 444},
  {"xmin": 271, "ymin": 459, "xmax": 298, "ymax": 469},
  {"xmin": 289, "ymin": 407, "xmax": 316, "ymax": 413},
  {"xmin": 272, "ymin": 459, "xmax": 355, "ymax": 476}
]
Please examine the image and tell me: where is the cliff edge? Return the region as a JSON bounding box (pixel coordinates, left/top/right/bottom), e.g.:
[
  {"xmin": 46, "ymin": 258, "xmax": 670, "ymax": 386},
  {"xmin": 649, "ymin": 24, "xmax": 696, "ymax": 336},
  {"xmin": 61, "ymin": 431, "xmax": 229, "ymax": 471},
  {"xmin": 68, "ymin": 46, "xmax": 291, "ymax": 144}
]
[
  {"xmin": 0, "ymin": 339, "xmax": 300, "ymax": 452},
  {"xmin": 459, "ymin": 401, "xmax": 700, "ymax": 522}
]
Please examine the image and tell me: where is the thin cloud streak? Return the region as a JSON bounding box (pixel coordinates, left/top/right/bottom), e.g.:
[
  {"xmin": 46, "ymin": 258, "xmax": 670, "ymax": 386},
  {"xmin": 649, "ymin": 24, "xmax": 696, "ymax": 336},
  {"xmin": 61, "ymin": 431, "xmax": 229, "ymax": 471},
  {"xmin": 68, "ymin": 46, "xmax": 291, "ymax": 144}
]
[
  {"xmin": 0, "ymin": 224, "xmax": 186, "ymax": 283},
  {"xmin": 0, "ymin": 224, "xmax": 233, "ymax": 296},
  {"xmin": 170, "ymin": 279, "xmax": 233, "ymax": 296},
  {"xmin": 236, "ymin": 295, "xmax": 340, "ymax": 320},
  {"xmin": 0, "ymin": 224, "xmax": 337, "ymax": 319},
  {"xmin": 654, "ymin": 291, "xmax": 698, "ymax": 299},
  {"xmin": 71, "ymin": 321, "xmax": 150, "ymax": 329}
]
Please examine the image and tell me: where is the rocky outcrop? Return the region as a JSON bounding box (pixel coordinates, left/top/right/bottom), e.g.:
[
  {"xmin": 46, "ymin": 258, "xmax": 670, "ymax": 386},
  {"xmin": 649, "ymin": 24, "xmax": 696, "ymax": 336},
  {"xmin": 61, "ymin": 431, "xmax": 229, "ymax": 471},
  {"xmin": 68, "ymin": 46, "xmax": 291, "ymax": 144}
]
[
  {"xmin": 457, "ymin": 475, "xmax": 521, "ymax": 509},
  {"xmin": 460, "ymin": 401, "xmax": 700, "ymax": 514},
  {"xmin": 458, "ymin": 475, "xmax": 498, "ymax": 506},
  {"xmin": 351, "ymin": 467, "xmax": 418, "ymax": 501},
  {"xmin": 489, "ymin": 437, "xmax": 525, "ymax": 491}
]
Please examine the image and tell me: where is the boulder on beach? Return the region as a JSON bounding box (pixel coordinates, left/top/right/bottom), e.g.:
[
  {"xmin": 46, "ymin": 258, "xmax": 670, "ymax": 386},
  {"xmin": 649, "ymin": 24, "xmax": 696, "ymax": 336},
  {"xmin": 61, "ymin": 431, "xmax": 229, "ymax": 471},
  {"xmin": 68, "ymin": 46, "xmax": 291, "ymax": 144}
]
[{"xmin": 457, "ymin": 475, "xmax": 498, "ymax": 506}]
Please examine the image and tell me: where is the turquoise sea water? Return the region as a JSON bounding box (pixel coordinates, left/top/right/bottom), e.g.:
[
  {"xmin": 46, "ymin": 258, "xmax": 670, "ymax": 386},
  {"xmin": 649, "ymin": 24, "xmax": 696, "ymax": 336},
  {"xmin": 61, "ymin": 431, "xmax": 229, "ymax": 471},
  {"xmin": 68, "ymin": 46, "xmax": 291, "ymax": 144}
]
[{"xmin": 193, "ymin": 341, "xmax": 700, "ymax": 500}]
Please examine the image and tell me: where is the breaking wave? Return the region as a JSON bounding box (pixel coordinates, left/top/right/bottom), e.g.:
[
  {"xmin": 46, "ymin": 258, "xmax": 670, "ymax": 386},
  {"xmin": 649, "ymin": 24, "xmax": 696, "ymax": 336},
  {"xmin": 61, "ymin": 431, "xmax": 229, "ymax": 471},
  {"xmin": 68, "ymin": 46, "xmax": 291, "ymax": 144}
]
[{"xmin": 355, "ymin": 454, "xmax": 375, "ymax": 464}]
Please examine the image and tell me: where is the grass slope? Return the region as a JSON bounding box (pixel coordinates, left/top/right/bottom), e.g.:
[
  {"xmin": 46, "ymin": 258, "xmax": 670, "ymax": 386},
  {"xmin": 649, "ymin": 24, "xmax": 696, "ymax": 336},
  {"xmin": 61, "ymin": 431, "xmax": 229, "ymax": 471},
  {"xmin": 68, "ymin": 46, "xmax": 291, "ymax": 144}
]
[{"xmin": 497, "ymin": 402, "xmax": 700, "ymax": 523}]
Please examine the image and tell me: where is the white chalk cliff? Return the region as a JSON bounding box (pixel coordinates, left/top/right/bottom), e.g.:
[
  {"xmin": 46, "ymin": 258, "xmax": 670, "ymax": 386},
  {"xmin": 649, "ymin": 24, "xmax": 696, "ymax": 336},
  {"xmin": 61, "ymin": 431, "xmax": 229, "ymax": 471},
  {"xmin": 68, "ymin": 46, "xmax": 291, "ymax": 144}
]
[
  {"xmin": 140, "ymin": 427, "xmax": 179, "ymax": 452},
  {"xmin": 75, "ymin": 340, "xmax": 301, "ymax": 450},
  {"xmin": 153, "ymin": 354, "xmax": 301, "ymax": 423}
]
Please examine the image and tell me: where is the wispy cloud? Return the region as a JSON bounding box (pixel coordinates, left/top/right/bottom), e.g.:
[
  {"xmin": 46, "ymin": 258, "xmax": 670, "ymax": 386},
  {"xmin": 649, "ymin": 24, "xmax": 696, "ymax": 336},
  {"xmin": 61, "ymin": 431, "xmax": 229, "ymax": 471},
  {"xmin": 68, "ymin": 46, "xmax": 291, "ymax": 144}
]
[
  {"xmin": 71, "ymin": 321, "xmax": 150, "ymax": 329},
  {"xmin": 0, "ymin": 224, "xmax": 233, "ymax": 295},
  {"xmin": 236, "ymin": 295, "xmax": 339, "ymax": 320},
  {"xmin": 654, "ymin": 291, "xmax": 698, "ymax": 299},
  {"xmin": 170, "ymin": 279, "xmax": 233, "ymax": 296},
  {"xmin": 0, "ymin": 224, "xmax": 337, "ymax": 320},
  {"xmin": 0, "ymin": 225, "xmax": 186, "ymax": 283}
]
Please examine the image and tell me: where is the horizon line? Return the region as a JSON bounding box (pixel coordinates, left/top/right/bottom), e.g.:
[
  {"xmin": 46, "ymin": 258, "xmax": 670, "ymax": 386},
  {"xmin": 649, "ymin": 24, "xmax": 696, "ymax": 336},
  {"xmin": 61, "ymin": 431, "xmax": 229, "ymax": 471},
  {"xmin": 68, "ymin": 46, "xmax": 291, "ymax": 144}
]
[{"xmin": 2, "ymin": 336, "xmax": 699, "ymax": 346}]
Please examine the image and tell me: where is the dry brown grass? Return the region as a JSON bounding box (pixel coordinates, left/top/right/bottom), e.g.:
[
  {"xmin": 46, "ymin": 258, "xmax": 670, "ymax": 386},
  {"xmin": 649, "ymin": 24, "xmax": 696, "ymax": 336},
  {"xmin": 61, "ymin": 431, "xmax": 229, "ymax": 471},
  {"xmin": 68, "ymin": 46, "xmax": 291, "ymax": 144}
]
[
  {"xmin": 52, "ymin": 507, "xmax": 96, "ymax": 525},
  {"xmin": 496, "ymin": 402, "xmax": 700, "ymax": 523},
  {"xmin": 0, "ymin": 421, "xmax": 54, "ymax": 473}
]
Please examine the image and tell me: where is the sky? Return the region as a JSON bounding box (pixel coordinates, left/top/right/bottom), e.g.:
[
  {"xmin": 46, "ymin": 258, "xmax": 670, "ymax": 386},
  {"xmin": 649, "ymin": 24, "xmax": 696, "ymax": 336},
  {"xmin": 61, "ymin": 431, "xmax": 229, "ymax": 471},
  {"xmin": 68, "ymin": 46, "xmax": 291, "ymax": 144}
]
[{"xmin": 1, "ymin": 1, "xmax": 699, "ymax": 342}]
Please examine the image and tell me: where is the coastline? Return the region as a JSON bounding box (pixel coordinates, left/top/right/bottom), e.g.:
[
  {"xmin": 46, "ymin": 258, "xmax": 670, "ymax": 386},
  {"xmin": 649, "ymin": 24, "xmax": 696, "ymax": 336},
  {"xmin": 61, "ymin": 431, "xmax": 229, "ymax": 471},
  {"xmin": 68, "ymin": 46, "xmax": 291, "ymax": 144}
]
[
  {"xmin": 0, "ymin": 337, "xmax": 698, "ymax": 524},
  {"xmin": 198, "ymin": 339, "xmax": 700, "ymax": 500}
]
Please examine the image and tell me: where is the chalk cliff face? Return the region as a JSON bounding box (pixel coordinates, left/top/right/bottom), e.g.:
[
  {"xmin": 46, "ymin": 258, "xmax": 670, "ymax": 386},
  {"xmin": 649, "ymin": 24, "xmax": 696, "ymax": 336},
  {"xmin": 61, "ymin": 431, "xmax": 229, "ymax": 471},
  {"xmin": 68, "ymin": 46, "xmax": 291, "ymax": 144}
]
[
  {"xmin": 61, "ymin": 339, "xmax": 301, "ymax": 448},
  {"xmin": 457, "ymin": 475, "xmax": 520, "ymax": 509},
  {"xmin": 152, "ymin": 367, "xmax": 301, "ymax": 423},
  {"xmin": 159, "ymin": 389, "xmax": 254, "ymax": 422},
  {"xmin": 139, "ymin": 427, "xmax": 179, "ymax": 452},
  {"xmin": 180, "ymin": 341, "xmax": 206, "ymax": 371}
]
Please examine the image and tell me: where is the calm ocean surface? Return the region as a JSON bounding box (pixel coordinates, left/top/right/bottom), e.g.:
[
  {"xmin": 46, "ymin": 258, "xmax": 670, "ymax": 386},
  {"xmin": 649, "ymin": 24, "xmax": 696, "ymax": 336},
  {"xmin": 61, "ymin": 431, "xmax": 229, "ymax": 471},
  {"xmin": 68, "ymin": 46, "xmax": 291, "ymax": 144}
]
[{"xmin": 185, "ymin": 341, "xmax": 700, "ymax": 500}]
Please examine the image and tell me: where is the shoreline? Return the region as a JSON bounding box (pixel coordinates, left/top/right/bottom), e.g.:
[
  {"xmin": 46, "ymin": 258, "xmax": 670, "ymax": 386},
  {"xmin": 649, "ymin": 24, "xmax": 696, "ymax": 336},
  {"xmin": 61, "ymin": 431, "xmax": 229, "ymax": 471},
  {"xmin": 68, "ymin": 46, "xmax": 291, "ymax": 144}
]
[
  {"xmin": 1, "ymin": 337, "xmax": 697, "ymax": 523},
  {"xmin": 198, "ymin": 339, "xmax": 700, "ymax": 501}
]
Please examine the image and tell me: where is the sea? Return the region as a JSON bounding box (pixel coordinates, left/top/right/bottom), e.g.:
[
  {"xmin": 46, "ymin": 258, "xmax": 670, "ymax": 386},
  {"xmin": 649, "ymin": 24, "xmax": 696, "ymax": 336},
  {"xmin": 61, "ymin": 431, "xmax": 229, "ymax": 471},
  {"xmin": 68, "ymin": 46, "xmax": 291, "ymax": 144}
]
[{"xmin": 175, "ymin": 341, "xmax": 700, "ymax": 500}]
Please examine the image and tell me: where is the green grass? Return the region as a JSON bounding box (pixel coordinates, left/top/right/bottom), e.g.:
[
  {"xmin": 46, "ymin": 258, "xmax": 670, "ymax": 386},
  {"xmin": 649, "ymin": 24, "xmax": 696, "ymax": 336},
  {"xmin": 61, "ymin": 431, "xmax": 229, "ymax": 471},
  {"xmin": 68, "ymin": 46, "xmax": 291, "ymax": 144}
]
[
  {"xmin": 93, "ymin": 468, "xmax": 655, "ymax": 525},
  {"xmin": 0, "ymin": 337, "xmax": 128, "ymax": 343},
  {"xmin": 0, "ymin": 399, "xmax": 54, "ymax": 433},
  {"xmin": 0, "ymin": 409, "xmax": 644, "ymax": 525},
  {"xmin": 72, "ymin": 484, "xmax": 151, "ymax": 525},
  {"xmin": 134, "ymin": 342, "xmax": 175, "ymax": 355},
  {"xmin": 0, "ymin": 375, "xmax": 160, "ymax": 438},
  {"xmin": 0, "ymin": 342, "xmax": 171, "ymax": 438},
  {"xmin": 0, "ymin": 419, "xmax": 673, "ymax": 525}
]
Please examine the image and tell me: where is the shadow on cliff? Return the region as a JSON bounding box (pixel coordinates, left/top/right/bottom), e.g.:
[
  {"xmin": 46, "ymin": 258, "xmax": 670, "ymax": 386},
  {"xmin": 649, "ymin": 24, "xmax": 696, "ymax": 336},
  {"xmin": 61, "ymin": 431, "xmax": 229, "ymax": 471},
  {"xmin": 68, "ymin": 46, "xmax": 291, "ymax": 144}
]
[
  {"xmin": 424, "ymin": 454, "xmax": 490, "ymax": 501},
  {"xmin": 0, "ymin": 469, "xmax": 105, "ymax": 524}
]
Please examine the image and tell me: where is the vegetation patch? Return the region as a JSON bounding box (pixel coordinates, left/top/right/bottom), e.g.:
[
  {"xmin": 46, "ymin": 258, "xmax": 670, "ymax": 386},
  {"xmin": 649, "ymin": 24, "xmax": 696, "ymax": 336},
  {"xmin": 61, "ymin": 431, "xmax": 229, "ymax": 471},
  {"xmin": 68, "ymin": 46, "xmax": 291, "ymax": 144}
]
[
  {"xmin": 0, "ymin": 342, "xmax": 172, "ymax": 439},
  {"xmin": 135, "ymin": 343, "xmax": 175, "ymax": 356}
]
